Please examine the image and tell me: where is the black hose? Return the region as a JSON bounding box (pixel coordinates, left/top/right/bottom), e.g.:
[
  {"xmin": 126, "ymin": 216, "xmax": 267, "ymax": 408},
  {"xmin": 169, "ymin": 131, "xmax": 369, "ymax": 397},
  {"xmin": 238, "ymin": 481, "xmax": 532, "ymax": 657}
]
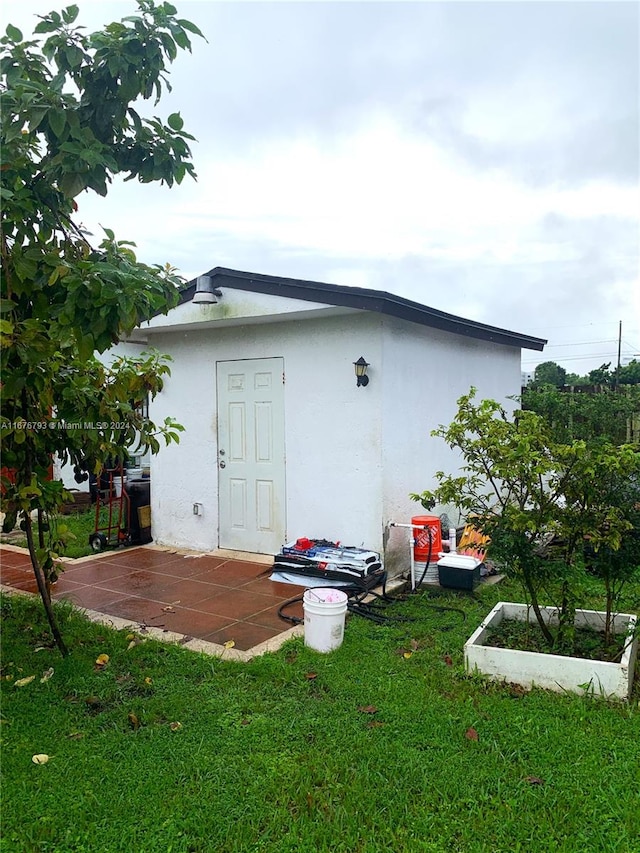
[
  {"xmin": 276, "ymin": 574, "xmax": 467, "ymax": 628},
  {"xmin": 278, "ymin": 596, "xmax": 304, "ymax": 625},
  {"xmin": 414, "ymin": 524, "xmax": 434, "ymax": 589}
]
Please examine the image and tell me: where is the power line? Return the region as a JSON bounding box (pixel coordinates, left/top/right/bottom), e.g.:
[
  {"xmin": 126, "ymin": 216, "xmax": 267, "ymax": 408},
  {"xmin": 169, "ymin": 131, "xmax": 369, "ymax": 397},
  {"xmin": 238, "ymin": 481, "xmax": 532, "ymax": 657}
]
[
  {"xmin": 541, "ymin": 339, "xmax": 617, "ymax": 348},
  {"xmin": 521, "ymin": 353, "xmax": 627, "ymax": 366},
  {"xmin": 522, "ymin": 322, "xmax": 640, "ymax": 333},
  {"xmin": 522, "ymin": 322, "xmax": 598, "ymax": 330},
  {"xmin": 522, "ymin": 346, "xmax": 637, "ymax": 364}
]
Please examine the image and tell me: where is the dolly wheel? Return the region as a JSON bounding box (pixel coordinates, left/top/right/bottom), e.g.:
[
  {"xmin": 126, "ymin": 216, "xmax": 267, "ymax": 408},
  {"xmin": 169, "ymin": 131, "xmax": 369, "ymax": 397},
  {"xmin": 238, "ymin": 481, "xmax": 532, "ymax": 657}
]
[{"xmin": 89, "ymin": 532, "xmax": 107, "ymax": 552}]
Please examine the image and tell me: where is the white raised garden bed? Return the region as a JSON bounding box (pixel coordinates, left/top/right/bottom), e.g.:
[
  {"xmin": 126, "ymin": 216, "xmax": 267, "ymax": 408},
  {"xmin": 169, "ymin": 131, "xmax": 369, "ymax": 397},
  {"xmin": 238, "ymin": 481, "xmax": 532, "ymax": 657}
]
[{"xmin": 464, "ymin": 602, "xmax": 638, "ymax": 701}]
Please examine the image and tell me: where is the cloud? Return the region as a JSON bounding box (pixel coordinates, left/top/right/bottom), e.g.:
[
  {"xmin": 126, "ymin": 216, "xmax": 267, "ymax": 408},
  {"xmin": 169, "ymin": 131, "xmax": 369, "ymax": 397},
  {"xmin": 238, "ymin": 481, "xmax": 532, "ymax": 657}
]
[{"xmin": 5, "ymin": 0, "xmax": 639, "ymax": 373}]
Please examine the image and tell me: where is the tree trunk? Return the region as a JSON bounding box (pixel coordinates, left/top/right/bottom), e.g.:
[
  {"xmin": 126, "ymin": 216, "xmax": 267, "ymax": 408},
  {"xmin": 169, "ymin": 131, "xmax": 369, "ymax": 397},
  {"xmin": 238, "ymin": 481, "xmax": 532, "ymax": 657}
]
[
  {"xmin": 24, "ymin": 513, "xmax": 69, "ymax": 657},
  {"xmin": 604, "ymin": 581, "xmax": 614, "ymax": 649},
  {"xmin": 556, "ymin": 581, "xmax": 572, "ymax": 650},
  {"xmin": 522, "ymin": 563, "xmax": 554, "ymax": 646},
  {"xmin": 20, "ymin": 401, "xmax": 69, "ymax": 656}
]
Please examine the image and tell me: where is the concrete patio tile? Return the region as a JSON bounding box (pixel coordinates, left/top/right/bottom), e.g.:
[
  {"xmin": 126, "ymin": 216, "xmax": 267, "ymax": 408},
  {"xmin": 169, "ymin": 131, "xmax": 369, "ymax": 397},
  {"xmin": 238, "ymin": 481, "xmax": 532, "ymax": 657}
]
[
  {"xmin": 202, "ymin": 620, "xmax": 279, "ymax": 651},
  {"xmin": 154, "ymin": 607, "xmax": 235, "ymax": 637},
  {"xmin": 5, "ymin": 576, "xmax": 40, "ymax": 594},
  {"xmin": 146, "ymin": 576, "xmax": 228, "ymax": 604},
  {"xmin": 194, "ymin": 561, "xmax": 269, "ymax": 587},
  {"xmin": 192, "ymin": 588, "xmax": 284, "ymax": 620},
  {"xmin": 52, "ymin": 584, "xmax": 130, "ymax": 611},
  {"xmin": 91, "ymin": 548, "xmax": 188, "ymax": 570},
  {"xmin": 0, "ymin": 566, "xmax": 35, "ymax": 585},
  {"xmin": 50, "ymin": 576, "xmax": 86, "ymax": 593},
  {"xmin": 166, "ymin": 555, "xmax": 230, "ymax": 572},
  {"xmin": 246, "ymin": 602, "xmax": 303, "ymax": 630},
  {"xmin": 242, "ymin": 576, "xmax": 306, "ymax": 597},
  {"xmin": 0, "ymin": 545, "xmax": 310, "ymax": 655},
  {"xmin": 62, "ymin": 561, "xmax": 133, "ymax": 584},
  {"xmin": 146, "ymin": 557, "xmax": 229, "ymax": 579},
  {"xmin": 106, "ymin": 595, "xmax": 181, "ymax": 625},
  {"xmin": 214, "ymin": 559, "xmax": 271, "ymax": 575},
  {"xmin": 94, "ymin": 570, "xmax": 183, "ymax": 599},
  {"xmin": 0, "ymin": 551, "xmax": 33, "ymax": 569}
]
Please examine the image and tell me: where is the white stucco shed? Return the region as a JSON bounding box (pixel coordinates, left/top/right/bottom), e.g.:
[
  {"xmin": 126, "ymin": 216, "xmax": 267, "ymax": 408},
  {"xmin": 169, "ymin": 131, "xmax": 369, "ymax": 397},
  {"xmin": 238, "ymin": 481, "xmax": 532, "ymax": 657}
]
[{"xmin": 127, "ymin": 268, "xmax": 546, "ymax": 577}]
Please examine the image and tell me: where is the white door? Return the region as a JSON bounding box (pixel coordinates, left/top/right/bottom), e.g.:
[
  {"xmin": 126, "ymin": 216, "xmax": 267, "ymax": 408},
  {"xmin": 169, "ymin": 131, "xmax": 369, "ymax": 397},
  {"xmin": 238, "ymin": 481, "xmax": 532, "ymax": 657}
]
[{"xmin": 217, "ymin": 358, "xmax": 286, "ymax": 553}]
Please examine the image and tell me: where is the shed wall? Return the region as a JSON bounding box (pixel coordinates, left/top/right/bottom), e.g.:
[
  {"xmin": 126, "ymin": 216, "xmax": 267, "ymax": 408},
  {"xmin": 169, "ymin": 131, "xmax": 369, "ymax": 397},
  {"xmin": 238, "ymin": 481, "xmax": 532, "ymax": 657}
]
[
  {"xmin": 380, "ymin": 318, "xmax": 521, "ymax": 576},
  {"xmin": 149, "ymin": 313, "xmax": 384, "ymax": 553}
]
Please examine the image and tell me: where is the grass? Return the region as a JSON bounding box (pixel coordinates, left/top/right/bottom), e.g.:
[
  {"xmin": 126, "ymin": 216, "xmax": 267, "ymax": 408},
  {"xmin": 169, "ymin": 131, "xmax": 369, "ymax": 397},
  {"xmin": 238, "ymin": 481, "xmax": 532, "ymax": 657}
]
[
  {"xmin": 1, "ymin": 508, "xmax": 114, "ymax": 560},
  {"xmin": 1, "ymin": 579, "xmax": 639, "ymax": 853}
]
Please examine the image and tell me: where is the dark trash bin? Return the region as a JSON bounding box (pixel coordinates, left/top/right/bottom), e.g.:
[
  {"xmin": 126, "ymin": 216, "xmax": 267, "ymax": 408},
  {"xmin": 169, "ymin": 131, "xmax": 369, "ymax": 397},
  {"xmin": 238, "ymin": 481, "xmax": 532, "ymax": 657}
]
[
  {"xmin": 127, "ymin": 479, "xmax": 152, "ymax": 545},
  {"xmin": 89, "ymin": 470, "xmax": 113, "ymax": 503}
]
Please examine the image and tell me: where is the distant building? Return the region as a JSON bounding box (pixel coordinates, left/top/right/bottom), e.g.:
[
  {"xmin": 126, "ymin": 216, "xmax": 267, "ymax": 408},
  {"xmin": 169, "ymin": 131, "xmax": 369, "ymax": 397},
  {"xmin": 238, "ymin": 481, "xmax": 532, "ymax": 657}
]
[{"xmin": 521, "ymin": 371, "xmax": 534, "ymax": 387}]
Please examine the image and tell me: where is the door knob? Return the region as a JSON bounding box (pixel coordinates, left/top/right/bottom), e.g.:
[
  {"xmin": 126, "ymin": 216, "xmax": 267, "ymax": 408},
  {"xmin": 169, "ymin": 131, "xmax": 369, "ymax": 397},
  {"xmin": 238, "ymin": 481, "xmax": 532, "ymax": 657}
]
[{"xmin": 219, "ymin": 461, "xmax": 226, "ymax": 468}]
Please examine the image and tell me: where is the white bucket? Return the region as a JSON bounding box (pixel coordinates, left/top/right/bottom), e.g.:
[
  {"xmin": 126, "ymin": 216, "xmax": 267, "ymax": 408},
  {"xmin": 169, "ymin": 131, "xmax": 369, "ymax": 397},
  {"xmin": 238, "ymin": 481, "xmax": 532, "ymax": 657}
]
[
  {"xmin": 114, "ymin": 476, "xmax": 125, "ymax": 497},
  {"xmin": 412, "ymin": 560, "xmax": 440, "ymax": 585},
  {"xmin": 303, "ymin": 588, "xmax": 348, "ymax": 653}
]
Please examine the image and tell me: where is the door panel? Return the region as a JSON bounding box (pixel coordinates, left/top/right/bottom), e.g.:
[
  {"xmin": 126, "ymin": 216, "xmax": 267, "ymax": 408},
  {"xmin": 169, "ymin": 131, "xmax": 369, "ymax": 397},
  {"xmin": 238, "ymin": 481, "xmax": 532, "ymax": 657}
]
[
  {"xmin": 229, "ymin": 479, "xmax": 247, "ymax": 530},
  {"xmin": 217, "ymin": 358, "xmax": 285, "ymax": 553},
  {"xmin": 256, "ymin": 480, "xmax": 274, "ymax": 530}
]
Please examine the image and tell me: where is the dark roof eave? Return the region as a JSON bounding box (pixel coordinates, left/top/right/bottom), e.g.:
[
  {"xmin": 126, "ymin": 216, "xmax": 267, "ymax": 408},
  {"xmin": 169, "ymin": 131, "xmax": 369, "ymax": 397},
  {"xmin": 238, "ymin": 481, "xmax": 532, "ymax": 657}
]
[{"xmin": 175, "ymin": 267, "xmax": 547, "ymax": 351}]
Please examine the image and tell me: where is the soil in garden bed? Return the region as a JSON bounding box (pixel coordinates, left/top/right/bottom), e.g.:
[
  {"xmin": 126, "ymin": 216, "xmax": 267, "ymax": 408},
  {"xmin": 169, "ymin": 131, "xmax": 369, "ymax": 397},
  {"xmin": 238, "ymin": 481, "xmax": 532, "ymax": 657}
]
[{"xmin": 485, "ymin": 618, "xmax": 629, "ymax": 663}]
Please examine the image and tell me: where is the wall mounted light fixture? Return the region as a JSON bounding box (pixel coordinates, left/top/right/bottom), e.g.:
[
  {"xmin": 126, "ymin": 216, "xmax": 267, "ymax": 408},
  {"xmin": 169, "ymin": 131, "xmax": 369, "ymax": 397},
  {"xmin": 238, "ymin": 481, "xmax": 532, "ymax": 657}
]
[
  {"xmin": 354, "ymin": 356, "xmax": 370, "ymax": 387},
  {"xmin": 192, "ymin": 275, "xmax": 223, "ymax": 304}
]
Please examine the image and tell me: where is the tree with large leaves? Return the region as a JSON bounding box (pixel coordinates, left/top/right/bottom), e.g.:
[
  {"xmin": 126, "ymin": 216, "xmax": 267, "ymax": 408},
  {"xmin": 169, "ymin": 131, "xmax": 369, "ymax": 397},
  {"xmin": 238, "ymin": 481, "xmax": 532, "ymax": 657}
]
[
  {"xmin": 1, "ymin": 2, "xmax": 202, "ymax": 654},
  {"xmin": 412, "ymin": 389, "xmax": 640, "ymax": 653}
]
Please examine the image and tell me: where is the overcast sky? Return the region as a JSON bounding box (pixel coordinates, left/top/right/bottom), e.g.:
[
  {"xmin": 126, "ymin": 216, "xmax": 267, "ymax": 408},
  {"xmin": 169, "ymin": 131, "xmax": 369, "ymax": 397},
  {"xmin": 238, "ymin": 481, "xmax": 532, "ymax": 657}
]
[{"xmin": 5, "ymin": 0, "xmax": 640, "ymax": 374}]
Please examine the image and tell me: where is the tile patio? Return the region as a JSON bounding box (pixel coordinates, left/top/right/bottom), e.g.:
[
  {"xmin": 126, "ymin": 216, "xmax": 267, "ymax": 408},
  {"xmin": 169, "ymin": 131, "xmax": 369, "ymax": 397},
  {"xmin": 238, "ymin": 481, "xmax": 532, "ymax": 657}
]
[{"xmin": 0, "ymin": 545, "xmax": 305, "ymax": 655}]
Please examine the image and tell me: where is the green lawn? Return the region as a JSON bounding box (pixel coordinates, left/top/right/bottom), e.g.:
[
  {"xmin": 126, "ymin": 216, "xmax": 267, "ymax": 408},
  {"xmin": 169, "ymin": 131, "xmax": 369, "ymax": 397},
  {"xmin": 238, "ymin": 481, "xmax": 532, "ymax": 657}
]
[
  {"xmin": 2, "ymin": 579, "xmax": 639, "ymax": 853},
  {"xmin": 1, "ymin": 508, "xmax": 115, "ymax": 560}
]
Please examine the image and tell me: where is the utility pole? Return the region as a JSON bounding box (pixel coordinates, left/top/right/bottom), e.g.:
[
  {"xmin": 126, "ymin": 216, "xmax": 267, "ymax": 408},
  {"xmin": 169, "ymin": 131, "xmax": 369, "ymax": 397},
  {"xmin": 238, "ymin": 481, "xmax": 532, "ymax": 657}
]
[{"xmin": 615, "ymin": 320, "xmax": 622, "ymax": 389}]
